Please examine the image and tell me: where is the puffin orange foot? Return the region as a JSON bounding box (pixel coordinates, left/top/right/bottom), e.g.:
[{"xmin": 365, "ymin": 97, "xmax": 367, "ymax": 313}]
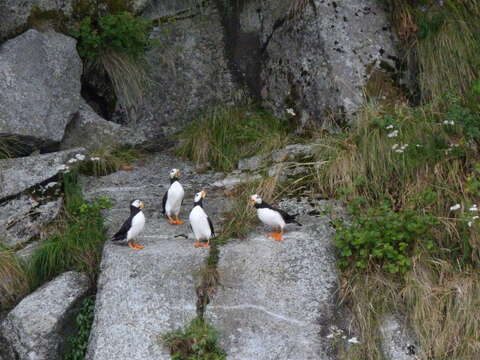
[
  {"xmin": 268, "ymin": 232, "xmax": 283, "ymax": 242},
  {"xmin": 175, "ymin": 217, "xmax": 185, "ymax": 225},
  {"xmin": 194, "ymin": 242, "xmax": 203, "ymax": 248},
  {"xmin": 167, "ymin": 216, "xmax": 176, "ymax": 225},
  {"xmin": 128, "ymin": 241, "xmax": 144, "ymax": 250}
]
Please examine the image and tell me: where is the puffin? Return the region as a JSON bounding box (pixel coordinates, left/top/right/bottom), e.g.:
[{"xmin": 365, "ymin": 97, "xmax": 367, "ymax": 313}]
[
  {"xmin": 250, "ymin": 194, "xmax": 301, "ymax": 241},
  {"xmin": 162, "ymin": 168, "xmax": 185, "ymax": 225},
  {"xmin": 189, "ymin": 190, "xmax": 215, "ymax": 248},
  {"xmin": 112, "ymin": 199, "xmax": 146, "ymax": 250}
]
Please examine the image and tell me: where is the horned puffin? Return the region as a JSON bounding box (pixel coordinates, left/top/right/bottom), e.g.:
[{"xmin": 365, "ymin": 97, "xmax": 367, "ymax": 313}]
[
  {"xmin": 250, "ymin": 194, "xmax": 301, "ymax": 241},
  {"xmin": 112, "ymin": 199, "xmax": 146, "ymax": 250},
  {"xmin": 162, "ymin": 168, "xmax": 185, "ymax": 225},
  {"xmin": 189, "ymin": 190, "xmax": 215, "ymax": 248}
]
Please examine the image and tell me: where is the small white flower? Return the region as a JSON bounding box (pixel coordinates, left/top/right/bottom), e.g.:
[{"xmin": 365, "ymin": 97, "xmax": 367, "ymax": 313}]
[
  {"xmin": 469, "ymin": 205, "xmax": 478, "ymax": 212},
  {"xmin": 348, "ymin": 337, "xmax": 360, "ymax": 344},
  {"xmin": 67, "ymin": 158, "xmax": 78, "ymax": 164},
  {"xmin": 286, "ymin": 108, "xmax": 296, "ymax": 116},
  {"xmin": 90, "ymin": 157, "xmax": 101, "ymax": 161},
  {"xmin": 392, "ymin": 144, "xmax": 399, "ymax": 150},
  {"xmin": 416, "ymin": 144, "xmax": 422, "ymax": 147},
  {"xmin": 395, "ymin": 149, "xmax": 404, "ymax": 153},
  {"xmin": 45, "ymin": 182, "xmax": 58, "ymax": 189},
  {"xmin": 443, "ymin": 120, "xmax": 455, "ymax": 125},
  {"xmin": 401, "ymin": 144, "xmax": 409, "ymax": 150},
  {"xmin": 75, "ymin": 153, "xmax": 86, "ymax": 161},
  {"xmin": 468, "ymin": 221, "xmax": 473, "ymax": 227},
  {"xmin": 449, "ymin": 204, "xmax": 461, "ymax": 211},
  {"xmin": 326, "ymin": 334, "xmax": 335, "ymax": 339},
  {"xmin": 386, "ymin": 125, "xmax": 394, "ymax": 130},
  {"xmin": 387, "ymin": 130, "xmax": 399, "ymax": 138}
]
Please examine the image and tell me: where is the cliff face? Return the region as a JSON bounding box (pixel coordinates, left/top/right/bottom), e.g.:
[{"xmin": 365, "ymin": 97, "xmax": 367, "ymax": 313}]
[{"xmin": 135, "ymin": 0, "xmax": 399, "ymax": 138}]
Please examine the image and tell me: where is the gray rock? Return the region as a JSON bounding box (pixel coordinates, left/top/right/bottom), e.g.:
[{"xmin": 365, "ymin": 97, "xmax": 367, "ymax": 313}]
[
  {"xmin": 0, "ymin": 147, "xmax": 86, "ymax": 200},
  {"xmin": 206, "ymin": 202, "xmax": 339, "ymax": 360},
  {"xmin": 0, "ymin": 0, "xmax": 74, "ymax": 39},
  {"xmin": 0, "ymin": 30, "xmax": 82, "ymax": 147},
  {"xmin": 380, "ymin": 315, "xmax": 419, "ymax": 360},
  {"xmin": 240, "ymin": 0, "xmax": 398, "ymax": 126},
  {"xmin": 61, "ymin": 101, "xmax": 147, "ymax": 152},
  {"xmin": 237, "ymin": 154, "xmax": 267, "ymax": 171},
  {"xmin": 84, "ymin": 153, "xmax": 230, "ymax": 360},
  {"xmin": 0, "ymin": 271, "xmax": 90, "ymax": 360},
  {"xmin": 137, "ymin": 3, "xmax": 236, "ymax": 139},
  {"xmin": 271, "ymin": 143, "xmax": 316, "ymax": 163},
  {"xmin": 213, "ymin": 172, "xmax": 262, "ymax": 190},
  {"xmin": 0, "ymin": 195, "xmax": 62, "ymax": 248}
]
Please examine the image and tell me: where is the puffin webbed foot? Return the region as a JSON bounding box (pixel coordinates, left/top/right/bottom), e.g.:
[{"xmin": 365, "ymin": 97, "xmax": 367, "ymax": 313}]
[
  {"xmin": 174, "ymin": 217, "xmax": 184, "ymax": 225},
  {"xmin": 268, "ymin": 232, "xmax": 283, "ymax": 242},
  {"xmin": 128, "ymin": 241, "xmax": 144, "ymax": 250},
  {"xmin": 167, "ymin": 216, "xmax": 176, "ymax": 225}
]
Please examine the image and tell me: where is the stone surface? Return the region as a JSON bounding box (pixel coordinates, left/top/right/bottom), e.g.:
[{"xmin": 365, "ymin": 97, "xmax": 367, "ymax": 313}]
[
  {"xmin": 83, "ymin": 153, "xmax": 229, "ymax": 360},
  {"xmin": 212, "ymin": 171, "xmax": 262, "ymax": 190},
  {"xmin": 239, "ymin": 0, "xmax": 398, "ymax": 127},
  {"xmin": 0, "ymin": 30, "xmax": 82, "ymax": 147},
  {"xmin": 138, "ymin": 2, "xmax": 236, "ymax": 139},
  {"xmin": 61, "ymin": 101, "xmax": 147, "ymax": 152},
  {"xmin": 0, "ymin": 147, "xmax": 86, "ymax": 200},
  {"xmin": 0, "ymin": 271, "xmax": 90, "ymax": 360},
  {"xmin": 0, "ymin": 194, "xmax": 62, "ymax": 248},
  {"xmin": 271, "ymin": 143, "xmax": 316, "ymax": 163},
  {"xmin": 0, "ymin": 0, "xmax": 74, "ymax": 39},
  {"xmin": 206, "ymin": 199, "xmax": 339, "ymax": 360},
  {"xmin": 237, "ymin": 154, "xmax": 267, "ymax": 171},
  {"xmin": 380, "ymin": 315, "xmax": 419, "ymax": 360}
]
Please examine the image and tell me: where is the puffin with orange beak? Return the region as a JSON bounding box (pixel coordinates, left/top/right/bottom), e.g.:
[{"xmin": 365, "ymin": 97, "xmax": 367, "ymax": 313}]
[
  {"xmin": 162, "ymin": 168, "xmax": 185, "ymax": 225},
  {"xmin": 112, "ymin": 199, "xmax": 146, "ymax": 249},
  {"xmin": 189, "ymin": 190, "xmax": 214, "ymax": 248},
  {"xmin": 250, "ymin": 194, "xmax": 301, "ymax": 241}
]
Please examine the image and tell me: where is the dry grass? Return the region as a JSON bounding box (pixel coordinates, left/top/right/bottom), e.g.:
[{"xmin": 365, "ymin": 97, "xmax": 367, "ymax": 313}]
[
  {"xmin": 0, "ymin": 246, "xmax": 30, "ymax": 312},
  {"xmin": 100, "ymin": 51, "xmax": 150, "ymax": 122}
]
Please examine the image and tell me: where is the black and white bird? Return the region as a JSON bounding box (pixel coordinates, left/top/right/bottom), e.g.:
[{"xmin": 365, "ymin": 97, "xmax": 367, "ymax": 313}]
[
  {"xmin": 112, "ymin": 199, "xmax": 146, "ymax": 250},
  {"xmin": 162, "ymin": 168, "xmax": 185, "ymax": 225},
  {"xmin": 250, "ymin": 194, "xmax": 301, "ymax": 241},
  {"xmin": 189, "ymin": 190, "xmax": 214, "ymax": 248}
]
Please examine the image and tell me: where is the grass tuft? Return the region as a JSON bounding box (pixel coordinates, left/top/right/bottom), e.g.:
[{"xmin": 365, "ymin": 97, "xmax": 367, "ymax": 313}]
[
  {"xmin": 79, "ymin": 146, "xmax": 142, "ymax": 176},
  {"xmin": 177, "ymin": 106, "xmax": 293, "ymax": 172},
  {"xmin": 162, "ymin": 317, "xmax": 226, "ymax": 360},
  {"xmin": 0, "ymin": 246, "xmax": 30, "ymax": 313},
  {"xmin": 29, "ymin": 171, "xmax": 112, "ymax": 288}
]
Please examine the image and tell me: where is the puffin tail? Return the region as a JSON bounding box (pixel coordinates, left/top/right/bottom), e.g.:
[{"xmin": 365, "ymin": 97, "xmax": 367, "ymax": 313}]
[{"xmin": 287, "ymin": 213, "xmax": 302, "ymax": 226}]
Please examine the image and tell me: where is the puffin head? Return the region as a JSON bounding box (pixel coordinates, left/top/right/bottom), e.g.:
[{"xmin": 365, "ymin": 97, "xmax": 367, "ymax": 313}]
[
  {"xmin": 194, "ymin": 190, "xmax": 207, "ymax": 204},
  {"xmin": 131, "ymin": 199, "xmax": 145, "ymax": 210},
  {"xmin": 250, "ymin": 194, "xmax": 262, "ymax": 205},
  {"xmin": 169, "ymin": 168, "xmax": 181, "ymax": 180}
]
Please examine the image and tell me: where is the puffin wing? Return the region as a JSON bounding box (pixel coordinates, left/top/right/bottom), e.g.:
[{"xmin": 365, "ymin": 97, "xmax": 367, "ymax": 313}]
[
  {"xmin": 264, "ymin": 202, "xmax": 302, "ymax": 225},
  {"xmin": 112, "ymin": 214, "xmax": 133, "ymax": 241},
  {"xmin": 207, "ymin": 216, "xmax": 215, "ymax": 237},
  {"xmin": 162, "ymin": 190, "xmax": 168, "ymax": 215}
]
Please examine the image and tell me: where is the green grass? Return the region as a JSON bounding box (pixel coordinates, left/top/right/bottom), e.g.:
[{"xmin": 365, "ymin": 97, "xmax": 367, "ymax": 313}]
[
  {"xmin": 0, "ymin": 245, "xmax": 30, "ymax": 313},
  {"xmin": 29, "ymin": 171, "xmax": 112, "ymax": 288},
  {"xmin": 162, "ymin": 318, "xmax": 226, "ymax": 360},
  {"xmin": 64, "ymin": 295, "xmax": 96, "ymax": 360},
  {"xmin": 176, "ymin": 105, "xmax": 293, "ymax": 172},
  {"xmin": 79, "ymin": 146, "xmax": 142, "ymax": 176}
]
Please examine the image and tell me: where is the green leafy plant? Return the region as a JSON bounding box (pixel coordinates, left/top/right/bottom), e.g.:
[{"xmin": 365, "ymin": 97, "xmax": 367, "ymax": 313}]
[
  {"xmin": 162, "ymin": 318, "xmax": 226, "ymax": 360},
  {"xmin": 335, "ymin": 202, "xmax": 438, "ymax": 274},
  {"xmin": 64, "ymin": 296, "xmax": 96, "ymax": 360},
  {"xmin": 29, "ymin": 171, "xmax": 112, "ymax": 288}
]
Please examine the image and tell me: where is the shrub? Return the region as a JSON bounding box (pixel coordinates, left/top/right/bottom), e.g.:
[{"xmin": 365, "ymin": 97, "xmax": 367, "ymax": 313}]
[
  {"xmin": 0, "ymin": 246, "xmax": 30, "ymax": 313},
  {"xmin": 335, "ymin": 202, "xmax": 438, "ymax": 273},
  {"xmin": 29, "ymin": 171, "xmax": 112, "ymax": 288},
  {"xmin": 64, "ymin": 295, "xmax": 96, "ymax": 360},
  {"xmin": 162, "ymin": 318, "xmax": 226, "ymax": 360}
]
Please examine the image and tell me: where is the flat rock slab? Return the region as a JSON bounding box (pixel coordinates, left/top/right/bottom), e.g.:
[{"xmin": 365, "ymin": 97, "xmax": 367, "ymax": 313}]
[
  {"xmin": 206, "ymin": 209, "xmax": 338, "ymax": 360},
  {"xmin": 0, "ymin": 147, "xmax": 85, "ymax": 200},
  {"xmin": 84, "ymin": 153, "xmax": 229, "ymax": 360},
  {"xmin": 0, "ymin": 271, "xmax": 90, "ymax": 360}
]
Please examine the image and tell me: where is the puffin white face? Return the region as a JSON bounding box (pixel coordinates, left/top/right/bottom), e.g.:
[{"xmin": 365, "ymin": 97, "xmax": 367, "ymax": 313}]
[
  {"xmin": 131, "ymin": 199, "xmax": 145, "ymax": 209},
  {"xmin": 194, "ymin": 190, "xmax": 207, "ymax": 203},
  {"xmin": 169, "ymin": 168, "xmax": 180, "ymax": 179},
  {"xmin": 250, "ymin": 194, "xmax": 262, "ymax": 205}
]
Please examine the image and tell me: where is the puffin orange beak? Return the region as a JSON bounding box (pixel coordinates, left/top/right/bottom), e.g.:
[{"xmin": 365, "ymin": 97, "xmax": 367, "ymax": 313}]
[
  {"xmin": 176, "ymin": 170, "xmax": 181, "ymax": 177},
  {"xmin": 201, "ymin": 190, "xmax": 207, "ymax": 198},
  {"xmin": 139, "ymin": 203, "xmax": 145, "ymax": 209}
]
